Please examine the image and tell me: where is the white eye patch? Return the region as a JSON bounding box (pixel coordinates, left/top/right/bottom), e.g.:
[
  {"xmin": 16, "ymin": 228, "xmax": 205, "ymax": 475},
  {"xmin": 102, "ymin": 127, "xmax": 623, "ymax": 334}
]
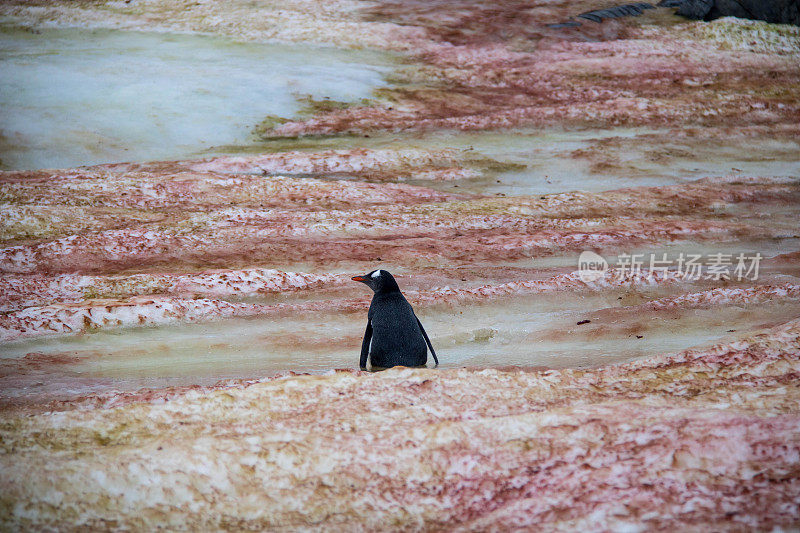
[{"xmin": 371, "ymin": 270, "xmax": 382, "ymax": 279}]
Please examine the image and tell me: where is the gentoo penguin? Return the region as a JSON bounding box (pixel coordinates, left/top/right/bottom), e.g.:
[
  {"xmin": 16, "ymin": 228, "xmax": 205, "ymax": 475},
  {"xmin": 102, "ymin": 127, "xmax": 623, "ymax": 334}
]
[{"xmin": 352, "ymin": 269, "xmax": 439, "ymax": 371}]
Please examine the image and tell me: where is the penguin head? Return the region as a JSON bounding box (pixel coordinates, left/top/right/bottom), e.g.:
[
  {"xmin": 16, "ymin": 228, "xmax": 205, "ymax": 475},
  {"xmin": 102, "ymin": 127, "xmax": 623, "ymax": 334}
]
[{"xmin": 351, "ymin": 269, "xmax": 400, "ymax": 294}]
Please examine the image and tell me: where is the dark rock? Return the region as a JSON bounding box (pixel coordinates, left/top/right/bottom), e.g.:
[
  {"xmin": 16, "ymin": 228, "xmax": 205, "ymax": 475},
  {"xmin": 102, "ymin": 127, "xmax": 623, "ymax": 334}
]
[
  {"xmin": 578, "ymin": 12, "xmax": 604, "ymax": 22},
  {"xmin": 578, "ymin": 2, "xmax": 656, "ymax": 22},
  {"xmin": 673, "ymin": 0, "xmax": 715, "ymax": 18},
  {"xmin": 547, "ymin": 20, "xmax": 583, "ymax": 28},
  {"xmin": 710, "ymin": 0, "xmax": 800, "ymax": 24},
  {"xmin": 552, "ymin": 2, "xmax": 656, "ymax": 27},
  {"xmin": 659, "ymin": 0, "xmax": 800, "ymax": 25}
]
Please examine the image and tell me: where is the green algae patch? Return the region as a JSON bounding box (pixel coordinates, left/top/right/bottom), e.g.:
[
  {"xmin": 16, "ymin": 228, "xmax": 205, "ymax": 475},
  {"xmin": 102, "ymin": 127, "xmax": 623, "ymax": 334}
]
[
  {"xmin": 683, "ymin": 17, "xmax": 800, "ymax": 53},
  {"xmin": 0, "ymin": 205, "xmax": 165, "ymax": 244},
  {"xmin": 82, "ymin": 277, "xmax": 172, "ymax": 300},
  {"xmin": 297, "ymin": 94, "xmax": 374, "ymax": 116},
  {"xmin": 252, "ymin": 115, "xmax": 292, "ymax": 138},
  {"xmin": 253, "ymin": 96, "xmax": 380, "ymax": 140}
]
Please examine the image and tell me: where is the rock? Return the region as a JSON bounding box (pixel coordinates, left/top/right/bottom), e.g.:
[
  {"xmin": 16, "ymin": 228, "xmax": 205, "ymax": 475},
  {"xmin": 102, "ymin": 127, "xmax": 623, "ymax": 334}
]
[
  {"xmin": 659, "ymin": 0, "xmax": 800, "ymax": 25},
  {"xmin": 546, "ymin": 20, "xmax": 583, "ymax": 28},
  {"xmin": 550, "ymin": 2, "xmax": 656, "ymax": 27},
  {"xmin": 670, "ymin": 0, "xmax": 715, "ymax": 18},
  {"xmin": 578, "ymin": 2, "xmax": 656, "ymax": 23},
  {"xmin": 710, "ymin": 0, "xmax": 800, "ymax": 24}
]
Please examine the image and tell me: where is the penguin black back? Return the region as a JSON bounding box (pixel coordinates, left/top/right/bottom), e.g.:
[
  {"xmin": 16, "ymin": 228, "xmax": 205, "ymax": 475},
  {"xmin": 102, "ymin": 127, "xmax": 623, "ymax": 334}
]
[{"xmin": 352, "ymin": 269, "xmax": 438, "ymax": 370}]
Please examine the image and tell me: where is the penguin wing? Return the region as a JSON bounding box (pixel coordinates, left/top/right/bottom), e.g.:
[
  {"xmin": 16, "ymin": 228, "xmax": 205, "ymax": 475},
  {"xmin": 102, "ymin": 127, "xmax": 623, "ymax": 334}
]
[
  {"xmin": 359, "ymin": 320, "xmax": 373, "ymax": 370},
  {"xmin": 416, "ymin": 317, "xmax": 439, "ymax": 367}
]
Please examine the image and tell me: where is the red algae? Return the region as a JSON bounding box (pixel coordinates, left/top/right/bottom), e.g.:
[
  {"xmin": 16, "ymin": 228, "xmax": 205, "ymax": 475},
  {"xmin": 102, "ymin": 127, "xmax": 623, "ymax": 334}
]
[
  {"xmin": 1, "ymin": 320, "xmax": 799, "ymax": 529},
  {"xmin": 2, "ymin": 176, "xmax": 796, "ymax": 274},
  {"xmin": 0, "ymin": 0, "xmax": 799, "ymax": 529},
  {"xmin": 2, "ymin": 267, "xmax": 797, "ymax": 343},
  {"xmin": 0, "ymin": 268, "xmax": 339, "ymax": 312},
  {"xmin": 264, "ymin": 10, "xmax": 800, "ymax": 137}
]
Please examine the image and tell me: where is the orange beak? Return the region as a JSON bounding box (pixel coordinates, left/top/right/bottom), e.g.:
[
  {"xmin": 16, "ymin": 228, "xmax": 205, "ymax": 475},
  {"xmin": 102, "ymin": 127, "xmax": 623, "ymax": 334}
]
[{"xmin": 351, "ymin": 276, "xmax": 367, "ymax": 282}]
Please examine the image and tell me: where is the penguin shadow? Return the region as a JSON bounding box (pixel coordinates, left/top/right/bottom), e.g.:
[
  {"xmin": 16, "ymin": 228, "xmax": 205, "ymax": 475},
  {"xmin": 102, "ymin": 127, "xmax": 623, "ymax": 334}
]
[{"xmin": 351, "ymin": 269, "xmax": 440, "ymax": 372}]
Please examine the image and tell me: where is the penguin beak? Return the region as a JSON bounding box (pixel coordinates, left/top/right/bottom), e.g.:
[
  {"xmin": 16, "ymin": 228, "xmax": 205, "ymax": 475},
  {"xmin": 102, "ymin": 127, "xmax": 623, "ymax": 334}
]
[{"xmin": 351, "ymin": 276, "xmax": 367, "ymax": 283}]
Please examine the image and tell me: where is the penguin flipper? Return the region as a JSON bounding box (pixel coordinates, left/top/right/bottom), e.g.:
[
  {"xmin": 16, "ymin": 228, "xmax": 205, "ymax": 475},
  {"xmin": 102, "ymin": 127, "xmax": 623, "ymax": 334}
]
[
  {"xmin": 360, "ymin": 320, "xmax": 372, "ymax": 370},
  {"xmin": 416, "ymin": 317, "xmax": 439, "ymax": 367}
]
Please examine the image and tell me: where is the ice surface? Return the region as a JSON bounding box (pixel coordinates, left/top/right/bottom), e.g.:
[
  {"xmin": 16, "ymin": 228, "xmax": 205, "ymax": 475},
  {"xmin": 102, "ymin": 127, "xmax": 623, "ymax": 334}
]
[{"xmin": 0, "ymin": 25, "xmax": 393, "ymax": 170}]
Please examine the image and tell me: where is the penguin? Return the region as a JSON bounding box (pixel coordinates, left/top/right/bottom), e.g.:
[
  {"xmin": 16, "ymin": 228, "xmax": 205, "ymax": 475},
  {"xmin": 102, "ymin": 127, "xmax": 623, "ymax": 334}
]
[{"xmin": 352, "ymin": 269, "xmax": 439, "ymax": 371}]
